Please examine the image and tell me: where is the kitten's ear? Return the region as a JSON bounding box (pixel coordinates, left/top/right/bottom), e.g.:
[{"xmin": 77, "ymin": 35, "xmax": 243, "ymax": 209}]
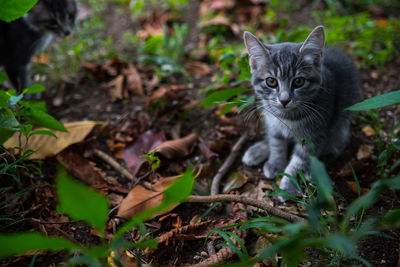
[
  {"xmin": 299, "ymin": 25, "xmax": 325, "ymax": 65},
  {"xmin": 243, "ymin": 31, "xmax": 270, "ymax": 70}
]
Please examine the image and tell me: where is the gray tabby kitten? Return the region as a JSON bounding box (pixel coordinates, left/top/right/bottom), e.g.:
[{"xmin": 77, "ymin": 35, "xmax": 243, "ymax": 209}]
[
  {"xmin": 0, "ymin": 0, "xmax": 77, "ymax": 91},
  {"xmin": 242, "ymin": 26, "xmax": 360, "ymax": 199}
]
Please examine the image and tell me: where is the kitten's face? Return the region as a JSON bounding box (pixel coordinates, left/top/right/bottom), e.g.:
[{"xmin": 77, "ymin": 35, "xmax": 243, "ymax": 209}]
[
  {"xmin": 26, "ymin": 0, "xmax": 77, "ymax": 36},
  {"xmin": 244, "ymin": 26, "xmax": 325, "ymax": 112}
]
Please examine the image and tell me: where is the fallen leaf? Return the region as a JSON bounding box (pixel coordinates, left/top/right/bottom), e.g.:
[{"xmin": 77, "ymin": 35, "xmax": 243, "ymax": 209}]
[
  {"xmin": 4, "ymin": 121, "xmax": 101, "ymax": 159},
  {"xmin": 33, "ymin": 53, "xmax": 50, "ymax": 64},
  {"xmin": 210, "ymin": 139, "xmax": 231, "ymax": 157},
  {"xmin": 362, "ymin": 125, "xmax": 375, "ymax": 136},
  {"xmin": 200, "ymin": 15, "xmax": 240, "ymax": 35},
  {"xmin": 106, "ymin": 75, "xmax": 124, "ymax": 102},
  {"xmin": 56, "ymin": 149, "xmax": 128, "ymax": 194},
  {"xmin": 216, "ymin": 125, "xmax": 238, "ymax": 138},
  {"xmin": 241, "ymin": 181, "xmax": 274, "ymax": 212},
  {"xmin": 190, "ymin": 214, "xmax": 202, "ymax": 225},
  {"xmin": 123, "ymin": 64, "xmax": 144, "ymax": 96},
  {"xmin": 117, "ymin": 175, "xmax": 181, "ymax": 219},
  {"xmin": 149, "ymin": 84, "xmax": 186, "ymax": 103},
  {"xmin": 346, "ymin": 181, "xmax": 370, "ymax": 195},
  {"xmin": 184, "ymin": 61, "xmax": 211, "ymax": 78},
  {"xmin": 199, "ymin": 143, "xmax": 218, "ymax": 160},
  {"xmin": 152, "ymin": 133, "xmax": 197, "ymax": 159},
  {"xmin": 108, "ymin": 139, "xmax": 126, "ymax": 159},
  {"xmin": 222, "ymin": 172, "xmax": 248, "ymax": 193},
  {"xmin": 122, "ymin": 130, "xmax": 166, "ymax": 177},
  {"xmin": 357, "ymin": 144, "xmax": 373, "ymax": 160},
  {"xmin": 375, "ymin": 18, "xmax": 388, "ymax": 28}
]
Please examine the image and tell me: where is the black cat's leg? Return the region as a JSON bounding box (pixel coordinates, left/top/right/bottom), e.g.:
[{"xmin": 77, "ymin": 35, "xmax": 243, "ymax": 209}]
[
  {"xmin": 5, "ymin": 64, "xmax": 30, "ymax": 92},
  {"xmin": 263, "ymin": 134, "xmax": 287, "ymax": 179}
]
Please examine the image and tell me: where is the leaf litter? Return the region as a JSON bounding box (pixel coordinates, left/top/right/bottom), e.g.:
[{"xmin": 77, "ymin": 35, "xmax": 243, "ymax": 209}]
[{"xmin": 3, "ymin": 0, "xmax": 400, "ymax": 266}]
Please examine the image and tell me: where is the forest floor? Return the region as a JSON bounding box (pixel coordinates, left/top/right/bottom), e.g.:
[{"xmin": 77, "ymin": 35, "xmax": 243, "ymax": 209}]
[{"xmin": 1, "ymin": 0, "xmax": 400, "ymax": 266}]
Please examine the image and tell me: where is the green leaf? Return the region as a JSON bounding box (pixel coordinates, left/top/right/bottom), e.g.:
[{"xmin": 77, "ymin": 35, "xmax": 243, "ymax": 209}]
[
  {"xmin": 19, "ymin": 124, "xmax": 33, "ymax": 138},
  {"xmin": 346, "ymin": 90, "xmax": 400, "ymax": 111},
  {"xmin": 310, "ymin": 156, "xmax": 333, "ymax": 202},
  {"xmin": 24, "ymin": 108, "xmax": 67, "ymax": 132},
  {"xmin": 0, "ymin": 232, "xmax": 81, "ymax": 260},
  {"xmin": 56, "ymin": 166, "xmax": 109, "ymax": 236},
  {"xmin": 343, "ymin": 181, "xmax": 382, "ymax": 226},
  {"xmin": 200, "ymin": 87, "xmax": 248, "ymax": 107},
  {"xmin": 324, "ymin": 234, "xmax": 357, "ymax": 256},
  {"xmin": 0, "ymin": 71, "xmax": 7, "ymax": 85},
  {"xmin": 0, "ymin": 0, "xmax": 38, "ymax": 22},
  {"xmin": 23, "ymin": 84, "xmax": 45, "ymax": 94},
  {"xmin": 163, "ymin": 169, "xmax": 194, "ymax": 204},
  {"xmin": 0, "ymin": 91, "xmax": 10, "ymax": 108},
  {"xmin": 30, "ymin": 129, "xmax": 57, "ymax": 138},
  {"xmin": 381, "ymin": 209, "xmax": 400, "ymax": 228},
  {"xmin": 0, "ymin": 108, "xmax": 19, "ymax": 129},
  {"xmin": 0, "ymin": 108, "xmax": 19, "ymax": 144}
]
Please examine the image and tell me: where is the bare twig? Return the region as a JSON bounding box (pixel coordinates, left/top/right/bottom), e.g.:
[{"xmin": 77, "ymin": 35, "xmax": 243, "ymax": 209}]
[
  {"xmin": 211, "ymin": 134, "xmax": 248, "ymax": 196},
  {"xmin": 188, "ymin": 194, "xmax": 305, "ymax": 223},
  {"xmin": 93, "ymin": 149, "xmax": 152, "ymax": 190}
]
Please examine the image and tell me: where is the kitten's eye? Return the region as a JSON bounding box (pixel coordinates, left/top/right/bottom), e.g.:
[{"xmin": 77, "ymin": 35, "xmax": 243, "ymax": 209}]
[
  {"xmin": 265, "ymin": 77, "xmax": 278, "ymax": 88},
  {"xmin": 292, "ymin": 77, "xmax": 305, "ymax": 88}
]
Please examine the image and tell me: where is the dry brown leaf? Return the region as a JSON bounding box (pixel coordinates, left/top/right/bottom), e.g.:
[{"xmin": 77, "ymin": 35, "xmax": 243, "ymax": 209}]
[
  {"xmin": 117, "ymin": 175, "xmax": 181, "ymax": 219},
  {"xmin": 362, "ymin": 125, "xmax": 375, "ymax": 136},
  {"xmin": 123, "ymin": 64, "xmax": 144, "ymax": 96},
  {"xmin": 346, "ymin": 181, "xmax": 370, "ymax": 195},
  {"xmin": 149, "ymin": 84, "xmax": 186, "ymax": 103},
  {"xmin": 122, "ymin": 130, "xmax": 166, "ymax": 176},
  {"xmin": 106, "ymin": 75, "xmax": 124, "ymax": 102},
  {"xmin": 33, "ymin": 53, "xmax": 50, "ymax": 64},
  {"xmin": 357, "ymin": 144, "xmax": 373, "ymax": 160},
  {"xmin": 152, "ymin": 133, "xmax": 197, "ymax": 159},
  {"xmin": 184, "ymin": 61, "xmax": 211, "ymax": 77},
  {"xmin": 56, "ymin": 149, "xmax": 128, "ymax": 194},
  {"xmin": 241, "ymin": 181, "xmax": 274, "ymax": 212},
  {"xmin": 4, "ymin": 121, "xmax": 100, "ymax": 159},
  {"xmin": 222, "ymin": 172, "xmax": 248, "ymax": 193}
]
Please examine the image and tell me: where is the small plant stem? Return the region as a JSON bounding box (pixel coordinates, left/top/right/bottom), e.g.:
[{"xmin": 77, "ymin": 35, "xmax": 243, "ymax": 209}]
[
  {"xmin": 188, "ymin": 194, "xmax": 305, "ymax": 223},
  {"xmin": 210, "ymin": 134, "xmax": 248, "ymax": 196},
  {"xmin": 93, "ymin": 149, "xmax": 152, "ymax": 190}
]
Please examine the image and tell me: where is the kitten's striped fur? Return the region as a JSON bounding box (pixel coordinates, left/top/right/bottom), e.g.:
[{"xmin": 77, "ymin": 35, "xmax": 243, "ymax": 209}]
[{"xmin": 242, "ymin": 26, "xmax": 360, "ymax": 200}]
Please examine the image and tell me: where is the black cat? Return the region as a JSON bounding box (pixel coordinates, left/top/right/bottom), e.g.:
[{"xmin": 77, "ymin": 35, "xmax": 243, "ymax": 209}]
[{"xmin": 0, "ymin": 0, "xmax": 77, "ymax": 91}]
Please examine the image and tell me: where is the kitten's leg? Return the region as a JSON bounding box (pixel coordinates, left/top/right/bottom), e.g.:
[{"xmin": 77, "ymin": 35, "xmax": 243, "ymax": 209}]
[
  {"xmin": 279, "ymin": 143, "xmax": 310, "ymax": 200},
  {"xmin": 242, "ymin": 140, "xmax": 269, "ymax": 166},
  {"xmin": 5, "ymin": 64, "xmax": 29, "ymax": 92},
  {"xmin": 263, "ymin": 135, "xmax": 287, "ymax": 179}
]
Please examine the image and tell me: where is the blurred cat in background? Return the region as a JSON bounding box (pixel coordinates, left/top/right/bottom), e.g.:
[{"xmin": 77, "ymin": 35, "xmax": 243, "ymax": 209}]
[{"xmin": 0, "ymin": 0, "xmax": 77, "ymax": 92}]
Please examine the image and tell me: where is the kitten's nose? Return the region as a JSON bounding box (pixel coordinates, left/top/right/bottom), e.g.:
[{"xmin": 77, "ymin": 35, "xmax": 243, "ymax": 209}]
[
  {"xmin": 64, "ymin": 29, "xmax": 71, "ymax": 36},
  {"xmin": 280, "ymin": 99, "xmax": 290, "ymax": 108},
  {"xmin": 279, "ymin": 93, "xmax": 291, "ymax": 108}
]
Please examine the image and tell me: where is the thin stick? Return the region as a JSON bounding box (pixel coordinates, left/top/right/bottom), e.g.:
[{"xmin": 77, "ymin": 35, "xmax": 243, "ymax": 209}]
[
  {"xmin": 188, "ymin": 194, "xmax": 305, "ymax": 223},
  {"xmin": 93, "ymin": 149, "xmax": 152, "ymax": 190},
  {"xmin": 210, "ymin": 134, "xmax": 248, "ymax": 196}
]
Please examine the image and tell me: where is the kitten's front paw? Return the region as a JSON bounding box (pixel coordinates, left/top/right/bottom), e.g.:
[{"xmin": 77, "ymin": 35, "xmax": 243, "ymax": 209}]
[
  {"xmin": 263, "ymin": 161, "xmax": 284, "ymax": 179},
  {"xmin": 278, "ymin": 176, "xmax": 301, "ymax": 202},
  {"xmin": 242, "ymin": 141, "xmax": 269, "ymax": 166}
]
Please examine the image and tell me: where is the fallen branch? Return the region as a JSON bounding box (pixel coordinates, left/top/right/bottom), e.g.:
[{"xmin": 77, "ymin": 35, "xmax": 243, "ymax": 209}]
[
  {"xmin": 211, "ymin": 134, "xmax": 248, "ymax": 196},
  {"xmin": 188, "ymin": 194, "xmax": 305, "ymax": 223},
  {"xmin": 93, "ymin": 149, "xmax": 152, "ymax": 189}
]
